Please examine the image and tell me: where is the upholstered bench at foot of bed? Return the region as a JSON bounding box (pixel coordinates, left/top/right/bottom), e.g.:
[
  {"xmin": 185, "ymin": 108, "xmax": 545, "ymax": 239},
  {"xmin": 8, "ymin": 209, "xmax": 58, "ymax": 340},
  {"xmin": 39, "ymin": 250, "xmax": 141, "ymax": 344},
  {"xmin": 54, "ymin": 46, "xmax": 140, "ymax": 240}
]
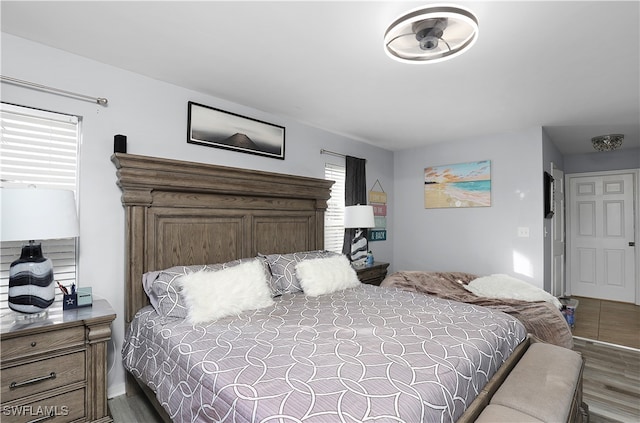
[{"xmin": 475, "ymin": 342, "xmax": 588, "ymax": 423}]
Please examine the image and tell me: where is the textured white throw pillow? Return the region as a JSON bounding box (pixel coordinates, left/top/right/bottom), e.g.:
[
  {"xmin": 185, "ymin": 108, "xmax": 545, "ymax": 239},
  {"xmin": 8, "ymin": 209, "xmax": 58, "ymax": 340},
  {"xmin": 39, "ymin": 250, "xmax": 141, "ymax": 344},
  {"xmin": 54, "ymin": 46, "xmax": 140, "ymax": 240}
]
[
  {"xmin": 178, "ymin": 260, "xmax": 274, "ymax": 324},
  {"xmin": 464, "ymin": 274, "xmax": 562, "ymax": 309},
  {"xmin": 295, "ymin": 255, "xmax": 361, "ymax": 296}
]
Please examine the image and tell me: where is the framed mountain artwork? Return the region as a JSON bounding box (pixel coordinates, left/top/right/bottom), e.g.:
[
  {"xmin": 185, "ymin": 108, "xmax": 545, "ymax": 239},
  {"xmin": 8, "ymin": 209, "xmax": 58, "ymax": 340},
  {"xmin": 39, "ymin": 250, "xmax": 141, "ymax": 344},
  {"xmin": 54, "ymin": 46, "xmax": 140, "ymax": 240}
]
[{"xmin": 187, "ymin": 101, "xmax": 285, "ymax": 160}]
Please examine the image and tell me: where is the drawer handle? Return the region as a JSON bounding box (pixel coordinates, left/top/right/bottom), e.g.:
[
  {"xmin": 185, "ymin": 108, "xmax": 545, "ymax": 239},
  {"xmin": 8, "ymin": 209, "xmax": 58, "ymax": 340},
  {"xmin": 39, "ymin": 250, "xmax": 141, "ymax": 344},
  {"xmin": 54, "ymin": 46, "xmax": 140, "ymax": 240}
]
[
  {"xmin": 9, "ymin": 372, "xmax": 56, "ymax": 389},
  {"xmin": 26, "ymin": 409, "xmax": 56, "ymax": 423}
]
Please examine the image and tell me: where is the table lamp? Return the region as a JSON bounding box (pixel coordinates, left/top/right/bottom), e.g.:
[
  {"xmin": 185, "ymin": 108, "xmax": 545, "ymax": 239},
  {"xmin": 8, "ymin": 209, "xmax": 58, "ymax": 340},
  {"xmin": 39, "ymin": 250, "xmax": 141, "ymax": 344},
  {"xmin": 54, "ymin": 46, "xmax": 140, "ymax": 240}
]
[
  {"xmin": 1, "ymin": 188, "xmax": 79, "ymax": 314},
  {"xmin": 344, "ymin": 205, "xmax": 375, "ymax": 266}
]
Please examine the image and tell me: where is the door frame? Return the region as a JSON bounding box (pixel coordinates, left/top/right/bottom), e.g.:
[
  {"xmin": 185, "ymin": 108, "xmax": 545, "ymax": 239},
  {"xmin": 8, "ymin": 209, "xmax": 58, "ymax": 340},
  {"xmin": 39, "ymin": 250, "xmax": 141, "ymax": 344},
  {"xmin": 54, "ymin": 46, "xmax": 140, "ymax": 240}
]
[
  {"xmin": 565, "ymin": 168, "xmax": 639, "ymax": 305},
  {"xmin": 550, "ymin": 162, "xmax": 565, "ymax": 297}
]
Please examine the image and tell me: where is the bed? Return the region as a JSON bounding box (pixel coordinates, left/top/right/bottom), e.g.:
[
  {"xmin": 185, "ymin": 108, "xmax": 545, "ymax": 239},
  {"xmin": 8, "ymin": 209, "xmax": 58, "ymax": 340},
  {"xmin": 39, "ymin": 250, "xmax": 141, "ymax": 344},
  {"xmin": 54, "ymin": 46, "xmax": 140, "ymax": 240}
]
[
  {"xmin": 380, "ymin": 271, "xmax": 574, "ymax": 350},
  {"xmin": 112, "ymin": 153, "xmax": 577, "ymax": 423}
]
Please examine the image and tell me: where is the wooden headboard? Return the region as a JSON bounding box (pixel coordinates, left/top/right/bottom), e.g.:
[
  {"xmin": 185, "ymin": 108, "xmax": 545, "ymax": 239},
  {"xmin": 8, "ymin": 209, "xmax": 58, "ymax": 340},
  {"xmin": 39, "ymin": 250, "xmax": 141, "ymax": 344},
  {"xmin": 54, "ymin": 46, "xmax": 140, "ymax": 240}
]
[{"xmin": 112, "ymin": 153, "xmax": 333, "ymax": 324}]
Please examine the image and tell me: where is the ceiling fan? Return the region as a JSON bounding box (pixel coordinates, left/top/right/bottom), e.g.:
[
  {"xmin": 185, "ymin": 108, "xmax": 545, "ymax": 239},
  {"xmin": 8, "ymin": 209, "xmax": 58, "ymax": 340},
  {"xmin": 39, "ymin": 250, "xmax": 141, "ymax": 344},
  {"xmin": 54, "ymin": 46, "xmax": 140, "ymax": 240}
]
[{"xmin": 384, "ymin": 5, "xmax": 479, "ymax": 64}]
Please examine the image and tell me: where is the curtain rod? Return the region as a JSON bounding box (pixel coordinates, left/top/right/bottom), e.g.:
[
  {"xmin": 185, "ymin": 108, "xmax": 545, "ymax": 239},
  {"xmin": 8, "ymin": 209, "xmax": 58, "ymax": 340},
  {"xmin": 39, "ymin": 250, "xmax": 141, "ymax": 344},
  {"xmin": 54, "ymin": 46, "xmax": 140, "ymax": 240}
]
[
  {"xmin": 0, "ymin": 75, "xmax": 109, "ymax": 106},
  {"xmin": 320, "ymin": 149, "xmax": 345, "ymax": 158},
  {"xmin": 320, "ymin": 149, "xmax": 367, "ymax": 162}
]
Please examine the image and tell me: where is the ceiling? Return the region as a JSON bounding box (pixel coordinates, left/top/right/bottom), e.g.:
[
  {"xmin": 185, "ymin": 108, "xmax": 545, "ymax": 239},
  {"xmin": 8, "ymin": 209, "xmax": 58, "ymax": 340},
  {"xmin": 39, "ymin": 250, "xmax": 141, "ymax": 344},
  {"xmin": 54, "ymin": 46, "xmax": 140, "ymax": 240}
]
[{"xmin": 1, "ymin": 1, "xmax": 639, "ymax": 155}]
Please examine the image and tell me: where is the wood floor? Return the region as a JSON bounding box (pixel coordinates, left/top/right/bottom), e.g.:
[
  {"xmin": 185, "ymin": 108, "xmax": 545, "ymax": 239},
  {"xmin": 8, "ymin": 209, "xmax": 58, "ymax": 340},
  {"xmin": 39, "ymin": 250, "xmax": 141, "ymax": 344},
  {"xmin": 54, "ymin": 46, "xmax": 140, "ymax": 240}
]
[
  {"xmin": 109, "ymin": 393, "xmax": 164, "ymax": 423},
  {"xmin": 570, "ymin": 296, "xmax": 640, "ymax": 423},
  {"xmin": 571, "ymin": 296, "xmax": 640, "ymax": 350},
  {"xmin": 574, "ymin": 338, "xmax": 640, "ymax": 423},
  {"xmin": 108, "ymin": 297, "xmax": 640, "ymax": 422}
]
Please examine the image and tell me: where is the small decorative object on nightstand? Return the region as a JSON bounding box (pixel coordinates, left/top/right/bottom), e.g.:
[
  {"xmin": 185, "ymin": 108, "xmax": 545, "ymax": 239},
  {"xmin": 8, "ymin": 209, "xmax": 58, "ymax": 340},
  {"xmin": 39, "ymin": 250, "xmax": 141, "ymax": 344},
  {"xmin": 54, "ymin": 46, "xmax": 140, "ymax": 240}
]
[
  {"xmin": 355, "ymin": 262, "xmax": 390, "ymax": 286},
  {"xmin": 1, "ymin": 298, "xmax": 116, "ymax": 422}
]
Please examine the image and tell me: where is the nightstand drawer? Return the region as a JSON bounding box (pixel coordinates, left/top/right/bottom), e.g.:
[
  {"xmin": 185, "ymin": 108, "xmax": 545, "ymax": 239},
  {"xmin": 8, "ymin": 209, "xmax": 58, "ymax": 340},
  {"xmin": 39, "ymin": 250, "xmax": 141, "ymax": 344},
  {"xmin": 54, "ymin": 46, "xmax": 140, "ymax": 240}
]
[
  {"xmin": 1, "ymin": 387, "xmax": 86, "ymax": 423},
  {"xmin": 1, "ymin": 299, "xmax": 115, "ymax": 423},
  {"xmin": 1, "ymin": 351, "xmax": 85, "ymax": 403},
  {"xmin": 355, "ymin": 262, "xmax": 390, "ymax": 286},
  {"xmin": 1, "ymin": 327, "xmax": 85, "ymax": 362}
]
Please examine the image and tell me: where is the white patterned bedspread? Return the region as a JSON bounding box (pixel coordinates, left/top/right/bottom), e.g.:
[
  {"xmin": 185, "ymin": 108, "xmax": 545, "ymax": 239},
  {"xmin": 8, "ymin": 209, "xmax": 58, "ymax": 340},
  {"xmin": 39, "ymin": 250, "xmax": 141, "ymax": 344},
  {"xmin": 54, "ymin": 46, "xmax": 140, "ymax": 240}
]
[{"xmin": 122, "ymin": 284, "xmax": 526, "ymax": 423}]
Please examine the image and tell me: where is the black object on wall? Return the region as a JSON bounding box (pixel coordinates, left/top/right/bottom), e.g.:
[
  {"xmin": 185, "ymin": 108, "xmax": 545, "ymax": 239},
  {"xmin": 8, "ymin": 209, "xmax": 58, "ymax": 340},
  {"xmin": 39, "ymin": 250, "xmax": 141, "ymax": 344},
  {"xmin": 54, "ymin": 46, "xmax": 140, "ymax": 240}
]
[
  {"xmin": 544, "ymin": 171, "xmax": 554, "ymax": 219},
  {"xmin": 114, "ymin": 134, "xmax": 127, "ymax": 153}
]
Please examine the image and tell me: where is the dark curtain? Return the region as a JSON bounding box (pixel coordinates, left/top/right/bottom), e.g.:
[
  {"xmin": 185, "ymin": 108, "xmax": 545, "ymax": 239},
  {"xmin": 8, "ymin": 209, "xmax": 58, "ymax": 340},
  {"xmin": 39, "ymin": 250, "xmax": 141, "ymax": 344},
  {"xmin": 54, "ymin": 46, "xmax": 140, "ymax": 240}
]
[{"xmin": 342, "ymin": 155, "xmax": 367, "ymax": 257}]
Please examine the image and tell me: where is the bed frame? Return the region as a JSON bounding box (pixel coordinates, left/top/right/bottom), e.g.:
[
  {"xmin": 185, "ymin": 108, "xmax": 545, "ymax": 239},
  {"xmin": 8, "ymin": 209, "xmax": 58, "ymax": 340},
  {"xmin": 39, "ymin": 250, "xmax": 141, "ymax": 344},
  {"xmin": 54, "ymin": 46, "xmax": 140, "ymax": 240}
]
[
  {"xmin": 113, "ymin": 153, "xmax": 333, "ymax": 419},
  {"xmin": 112, "ymin": 153, "xmax": 333, "ymax": 324},
  {"xmin": 113, "ymin": 153, "xmax": 581, "ymax": 423}
]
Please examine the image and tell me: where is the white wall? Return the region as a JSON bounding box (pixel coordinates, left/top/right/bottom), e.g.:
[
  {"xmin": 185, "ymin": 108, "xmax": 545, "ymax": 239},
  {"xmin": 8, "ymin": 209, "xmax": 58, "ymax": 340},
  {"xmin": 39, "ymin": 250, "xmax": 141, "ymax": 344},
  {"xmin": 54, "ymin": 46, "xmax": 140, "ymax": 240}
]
[
  {"xmin": 392, "ymin": 127, "xmax": 545, "ymax": 285},
  {"xmin": 564, "ymin": 147, "xmax": 640, "ymax": 174},
  {"xmin": 1, "ymin": 34, "xmax": 394, "ymax": 397}
]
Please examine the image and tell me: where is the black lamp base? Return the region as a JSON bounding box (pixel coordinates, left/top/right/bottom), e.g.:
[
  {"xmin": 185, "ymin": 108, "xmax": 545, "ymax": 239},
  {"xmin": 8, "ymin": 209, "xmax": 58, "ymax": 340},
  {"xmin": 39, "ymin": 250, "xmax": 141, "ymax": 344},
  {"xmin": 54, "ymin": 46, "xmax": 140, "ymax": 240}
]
[
  {"xmin": 8, "ymin": 242, "xmax": 55, "ymax": 314},
  {"xmin": 350, "ymin": 229, "xmax": 369, "ymax": 265}
]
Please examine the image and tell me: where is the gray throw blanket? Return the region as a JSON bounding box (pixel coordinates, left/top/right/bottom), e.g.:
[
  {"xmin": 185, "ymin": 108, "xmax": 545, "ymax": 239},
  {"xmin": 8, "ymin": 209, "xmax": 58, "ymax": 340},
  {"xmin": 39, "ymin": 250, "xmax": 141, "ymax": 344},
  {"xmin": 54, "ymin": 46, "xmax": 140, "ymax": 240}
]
[{"xmin": 381, "ymin": 271, "xmax": 574, "ymax": 349}]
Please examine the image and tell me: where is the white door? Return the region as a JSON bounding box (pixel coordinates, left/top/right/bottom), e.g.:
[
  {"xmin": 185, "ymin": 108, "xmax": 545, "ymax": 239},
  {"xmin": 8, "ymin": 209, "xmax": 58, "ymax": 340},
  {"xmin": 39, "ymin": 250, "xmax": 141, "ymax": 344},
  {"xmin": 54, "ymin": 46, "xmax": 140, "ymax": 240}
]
[
  {"xmin": 568, "ymin": 171, "xmax": 636, "ymax": 302},
  {"xmin": 551, "ymin": 164, "xmax": 565, "ymax": 297}
]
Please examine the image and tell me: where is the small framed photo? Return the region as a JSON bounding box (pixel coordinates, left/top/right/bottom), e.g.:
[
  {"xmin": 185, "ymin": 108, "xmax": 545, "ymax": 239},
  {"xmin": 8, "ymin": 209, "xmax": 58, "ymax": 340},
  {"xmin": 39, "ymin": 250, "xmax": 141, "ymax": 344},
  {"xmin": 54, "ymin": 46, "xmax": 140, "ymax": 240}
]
[{"xmin": 187, "ymin": 101, "xmax": 285, "ymax": 160}]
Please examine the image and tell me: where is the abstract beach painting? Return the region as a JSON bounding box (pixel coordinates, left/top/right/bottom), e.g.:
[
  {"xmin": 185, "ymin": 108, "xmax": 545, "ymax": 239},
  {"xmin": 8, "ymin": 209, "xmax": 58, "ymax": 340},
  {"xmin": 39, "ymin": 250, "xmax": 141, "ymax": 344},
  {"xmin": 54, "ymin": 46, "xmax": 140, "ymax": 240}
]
[{"xmin": 424, "ymin": 160, "xmax": 491, "ymax": 208}]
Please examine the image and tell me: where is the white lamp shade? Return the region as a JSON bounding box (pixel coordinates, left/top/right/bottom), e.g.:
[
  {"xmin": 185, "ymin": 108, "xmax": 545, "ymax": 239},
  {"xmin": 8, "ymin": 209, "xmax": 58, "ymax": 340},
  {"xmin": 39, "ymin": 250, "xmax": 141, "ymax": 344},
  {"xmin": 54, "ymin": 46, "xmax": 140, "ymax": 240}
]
[
  {"xmin": 344, "ymin": 205, "xmax": 375, "ymax": 229},
  {"xmin": 1, "ymin": 188, "xmax": 79, "ymax": 241}
]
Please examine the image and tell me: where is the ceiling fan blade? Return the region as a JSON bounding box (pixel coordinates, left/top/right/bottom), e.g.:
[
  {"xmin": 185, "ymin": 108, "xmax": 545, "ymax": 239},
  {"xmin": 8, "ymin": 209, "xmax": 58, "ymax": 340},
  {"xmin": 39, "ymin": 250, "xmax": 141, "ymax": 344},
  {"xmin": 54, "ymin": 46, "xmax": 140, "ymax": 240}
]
[
  {"xmin": 386, "ymin": 33, "xmax": 419, "ymax": 52},
  {"xmin": 441, "ymin": 20, "xmax": 476, "ymax": 43}
]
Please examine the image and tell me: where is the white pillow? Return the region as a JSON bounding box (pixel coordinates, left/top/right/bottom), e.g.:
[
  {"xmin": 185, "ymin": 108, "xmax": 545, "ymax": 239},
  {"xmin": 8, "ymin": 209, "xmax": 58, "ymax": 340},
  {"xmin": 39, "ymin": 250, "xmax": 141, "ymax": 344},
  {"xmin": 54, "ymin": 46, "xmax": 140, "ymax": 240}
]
[
  {"xmin": 295, "ymin": 255, "xmax": 361, "ymax": 296},
  {"xmin": 464, "ymin": 274, "xmax": 562, "ymax": 309},
  {"xmin": 178, "ymin": 260, "xmax": 274, "ymax": 324}
]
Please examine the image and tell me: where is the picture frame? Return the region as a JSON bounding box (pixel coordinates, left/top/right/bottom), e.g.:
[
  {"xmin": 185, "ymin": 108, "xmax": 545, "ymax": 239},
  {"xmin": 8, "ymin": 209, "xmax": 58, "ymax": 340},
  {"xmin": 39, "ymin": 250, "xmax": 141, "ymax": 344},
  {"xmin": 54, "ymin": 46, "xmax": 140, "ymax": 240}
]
[
  {"xmin": 187, "ymin": 101, "xmax": 285, "ymax": 160},
  {"xmin": 424, "ymin": 160, "xmax": 491, "ymax": 208}
]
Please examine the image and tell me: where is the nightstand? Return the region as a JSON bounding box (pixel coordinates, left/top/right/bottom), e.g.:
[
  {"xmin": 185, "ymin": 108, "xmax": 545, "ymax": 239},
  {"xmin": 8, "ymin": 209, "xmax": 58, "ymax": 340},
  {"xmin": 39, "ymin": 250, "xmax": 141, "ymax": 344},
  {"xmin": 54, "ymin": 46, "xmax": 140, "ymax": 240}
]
[
  {"xmin": 354, "ymin": 262, "xmax": 390, "ymax": 286},
  {"xmin": 1, "ymin": 298, "xmax": 116, "ymax": 423}
]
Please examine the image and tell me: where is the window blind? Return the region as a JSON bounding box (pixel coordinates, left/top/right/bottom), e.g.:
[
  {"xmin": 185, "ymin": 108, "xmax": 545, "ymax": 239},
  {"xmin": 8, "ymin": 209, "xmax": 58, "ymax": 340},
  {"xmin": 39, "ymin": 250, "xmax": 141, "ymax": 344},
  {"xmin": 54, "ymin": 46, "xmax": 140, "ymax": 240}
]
[
  {"xmin": 324, "ymin": 163, "xmax": 346, "ymax": 253},
  {"xmin": 0, "ymin": 103, "xmax": 80, "ymax": 311}
]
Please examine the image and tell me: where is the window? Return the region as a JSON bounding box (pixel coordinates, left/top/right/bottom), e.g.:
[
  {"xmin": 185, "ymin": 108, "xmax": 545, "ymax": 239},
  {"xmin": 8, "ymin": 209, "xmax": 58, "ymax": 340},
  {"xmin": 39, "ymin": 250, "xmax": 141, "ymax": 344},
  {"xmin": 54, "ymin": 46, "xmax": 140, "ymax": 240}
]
[
  {"xmin": 324, "ymin": 163, "xmax": 345, "ymax": 253},
  {"xmin": 0, "ymin": 103, "xmax": 80, "ymax": 311}
]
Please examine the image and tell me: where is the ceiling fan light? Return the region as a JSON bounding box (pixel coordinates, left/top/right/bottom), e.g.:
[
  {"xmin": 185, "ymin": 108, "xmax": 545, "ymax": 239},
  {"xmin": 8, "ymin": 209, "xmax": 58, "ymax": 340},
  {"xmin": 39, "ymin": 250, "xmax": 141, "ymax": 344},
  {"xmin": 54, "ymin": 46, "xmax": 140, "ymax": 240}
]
[
  {"xmin": 384, "ymin": 4, "xmax": 479, "ymax": 64},
  {"xmin": 420, "ymin": 35, "xmax": 440, "ymax": 50},
  {"xmin": 591, "ymin": 134, "xmax": 624, "ymax": 152}
]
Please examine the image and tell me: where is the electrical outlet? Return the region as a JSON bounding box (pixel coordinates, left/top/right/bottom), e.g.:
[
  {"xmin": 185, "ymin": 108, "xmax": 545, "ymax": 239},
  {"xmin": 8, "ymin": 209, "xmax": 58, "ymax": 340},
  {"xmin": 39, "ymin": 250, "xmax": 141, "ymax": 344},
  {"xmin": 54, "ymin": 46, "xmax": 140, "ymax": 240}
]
[{"xmin": 517, "ymin": 227, "xmax": 530, "ymax": 237}]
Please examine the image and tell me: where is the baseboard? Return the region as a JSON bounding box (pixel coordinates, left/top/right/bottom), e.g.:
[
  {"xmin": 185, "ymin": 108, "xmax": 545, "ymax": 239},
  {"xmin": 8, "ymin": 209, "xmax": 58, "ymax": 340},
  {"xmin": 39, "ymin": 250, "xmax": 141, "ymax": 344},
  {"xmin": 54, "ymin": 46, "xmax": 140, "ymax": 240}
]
[
  {"xmin": 107, "ymin": 382, "xmax": 127, "ymax": 399},
  {"xmin": 573, "ymin": 336, "xmax": 640, "ymax": 353}
]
